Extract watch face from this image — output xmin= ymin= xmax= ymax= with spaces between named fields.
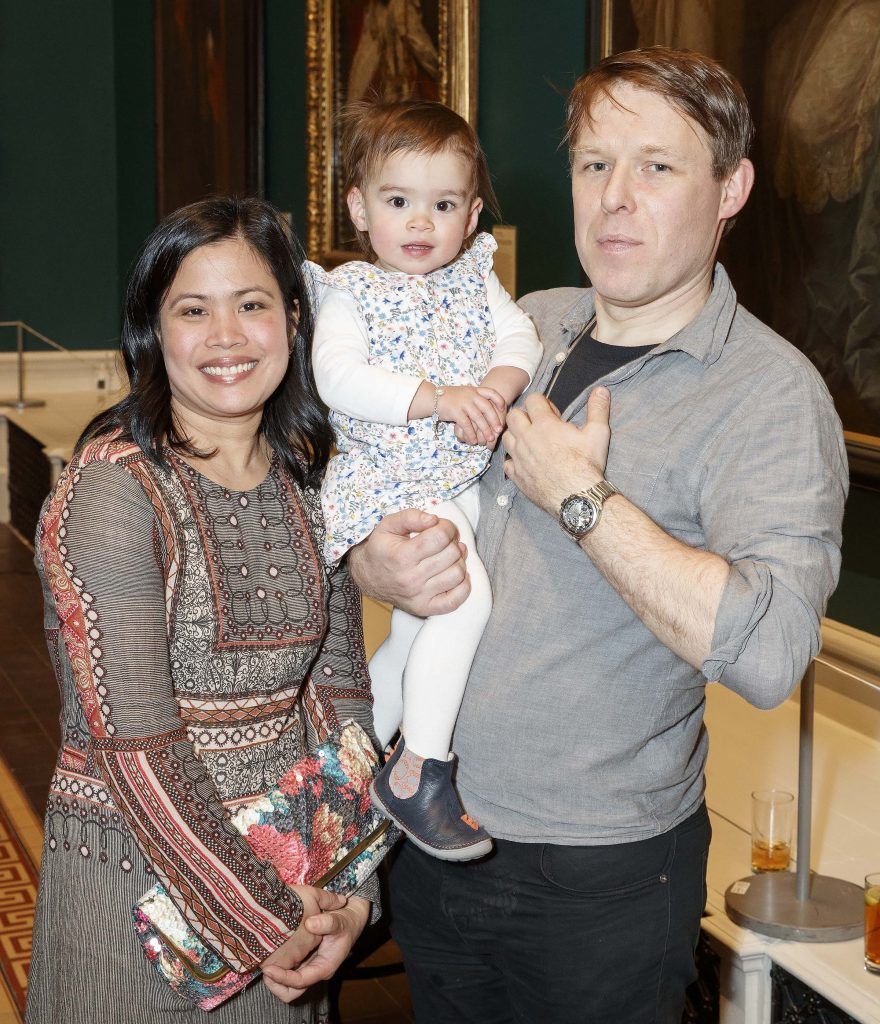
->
xmin=560 ymin=495 xmax=598 ymax=537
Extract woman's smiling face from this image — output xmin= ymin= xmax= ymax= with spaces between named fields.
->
xmin=158 ymin=238 xmax=293 ymax=431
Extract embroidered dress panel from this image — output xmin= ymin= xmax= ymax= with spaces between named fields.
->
xmin=26 ymin=436 xmax=375 ymax=1023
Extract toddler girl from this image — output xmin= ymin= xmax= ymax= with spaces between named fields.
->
xmin=309 ymin=99 xmax=542 ymax=860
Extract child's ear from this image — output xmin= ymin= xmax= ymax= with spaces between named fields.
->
xmin=465 ymin=196 xmax=483 ymax=237
xmin=347 ymin=188 xmax=368 ymax=231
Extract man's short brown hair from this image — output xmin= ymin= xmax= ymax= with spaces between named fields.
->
xmin=338 ymin=99 xmax=499 ymax=252
xmin=565 ymin=46 xmax=754 ymax=180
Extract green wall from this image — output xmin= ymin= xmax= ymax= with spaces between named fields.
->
xmin=0 ymin=0 xmax=876 ymax=635
xmin=0 ymin=1 xmax=123 ymax=348
xmin=0 ymin=0 xmax=302 ymax=347
xmin=826 ymin=484 xmax=880 ymax=635
xmin=0 ymin=1 xmax=154 ymax=348
xmin=265 ymin=0 xmax=308 ymax=244
xmin=478 ymin=0 xmax=585 ymax=296
xmin=0 ymin=0 xmax=582 ymax=343
xmin=113 ymin=1 xmax=157 ymax=307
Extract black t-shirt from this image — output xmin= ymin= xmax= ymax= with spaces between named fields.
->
xmin=548 ymin=332 xmax=656 ymax=413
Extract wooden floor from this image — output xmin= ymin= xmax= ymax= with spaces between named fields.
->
xmin=0 ymin=522 xmax=413 ymax=1023
xmin=0 ymin=526 xmax=59 ymax=816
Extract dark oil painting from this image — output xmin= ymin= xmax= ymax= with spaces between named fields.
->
xmin=596 ymin=0 xmax=880 ymax=440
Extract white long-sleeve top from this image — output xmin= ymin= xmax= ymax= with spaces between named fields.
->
xmin=313 ymin=269 xmax=541 ymax=425
xmin=307 ymin=233 xmax=543 ymax=561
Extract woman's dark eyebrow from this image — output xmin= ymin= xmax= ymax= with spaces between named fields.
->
xmin=167 ymin=286 xmax=274 ymax=305
xmin=232 ymin=286 xmax=274 ymax=298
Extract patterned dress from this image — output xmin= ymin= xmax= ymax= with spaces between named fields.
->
xmin=313 ymin=233 xmax=500 ymax=561
xmin=26 ymin=435 xmax=375 ymax=1024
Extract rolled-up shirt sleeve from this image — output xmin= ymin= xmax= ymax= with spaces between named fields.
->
xmin=699 ymin=363 xmax=847 ymax=708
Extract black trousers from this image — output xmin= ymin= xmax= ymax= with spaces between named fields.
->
xmin=389 ymin=803 xmax=711 ymax=1024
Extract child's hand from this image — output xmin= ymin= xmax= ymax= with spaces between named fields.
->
xmin=437 ymin=385 xmax=507 ymax=447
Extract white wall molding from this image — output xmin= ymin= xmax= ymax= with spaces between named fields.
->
xmin=0 ymin=349 xmax=125 ymax=398
xmin=814 ymin=619 xmax=880 ymax=732
xmin=821 ymin=618 xmax=880 ymax=685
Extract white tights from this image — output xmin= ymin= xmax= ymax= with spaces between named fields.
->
xmin=368 ymin=487 xmax=492 ymax=760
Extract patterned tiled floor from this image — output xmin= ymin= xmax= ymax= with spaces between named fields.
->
xmin=0 ymin=755 xmax=40 ymax=1023
xmin=0 ymin=522 xmax=412 ymax=1023
xmin=0 ymin=800 xmax=34 ymax=1016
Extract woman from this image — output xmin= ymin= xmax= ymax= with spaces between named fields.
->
xmin=27 ymin=197 xmax=377 ymax=1022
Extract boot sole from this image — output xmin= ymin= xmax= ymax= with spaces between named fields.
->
xmin=369 ymin=781 xmax=494 ymax=862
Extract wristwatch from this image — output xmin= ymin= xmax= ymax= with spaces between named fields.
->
xmin=558 ymin=480 xmax=619 ymax=540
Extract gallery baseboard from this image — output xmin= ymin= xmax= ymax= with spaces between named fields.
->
xmin=0 ymin=348 xmax=124 ymax=399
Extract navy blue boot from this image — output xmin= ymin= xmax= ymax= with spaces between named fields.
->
xmin=370 ymin=739 xmax=493 ymax=861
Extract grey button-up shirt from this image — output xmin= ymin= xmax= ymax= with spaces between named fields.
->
xmin=453 ymin=264 xmax=847 ymax=844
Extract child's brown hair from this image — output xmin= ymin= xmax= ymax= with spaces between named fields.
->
xmin=338 ymin=99 xmax=499 ymax=253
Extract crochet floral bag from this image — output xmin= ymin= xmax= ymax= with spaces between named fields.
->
xmin=132 ymin=720 xmax=398 ymax=1010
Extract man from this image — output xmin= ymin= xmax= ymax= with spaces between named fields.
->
xmin=349 ymin=48 xmax=847 ymax=1023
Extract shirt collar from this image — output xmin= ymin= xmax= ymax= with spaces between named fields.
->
xmin=558 ymin=262 xmax=738 ymax=366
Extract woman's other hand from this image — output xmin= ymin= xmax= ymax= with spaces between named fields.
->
xmin=262 ymin=896 xmax=371 ymax=1002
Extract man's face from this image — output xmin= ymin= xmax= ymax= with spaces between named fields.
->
xmin=571 ymin=83 xmax=736 ymax=312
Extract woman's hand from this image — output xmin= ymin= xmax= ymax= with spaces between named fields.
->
xmin=260 ymin=885 xmax=347 ymax=1003
xmin=437 ymin=385 xmax=506 ymax=447
xmin=262 ymin=896 xmax=371 ymax=1002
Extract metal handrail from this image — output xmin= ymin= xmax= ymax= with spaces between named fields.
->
xmin=0 ymin=320 xmax=68 ymax=409
xmin=0 ymin=320 xmax=67 ymax=353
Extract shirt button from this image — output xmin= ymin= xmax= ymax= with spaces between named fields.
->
xmin=496 ymin=494 xmax=509 ymax=507
xmin=555 ymin=351 xmax=566 ymax=363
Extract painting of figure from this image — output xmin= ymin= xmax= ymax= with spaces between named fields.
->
xmin=307 ymin=0 xmax=476 ymax=265
xmin=344 ymin=0 xmax=440 ymax=104
xmin=762 ymin=0 xmax=880 ymax=438
xmin=596 ymin=0 xmax=880 ymax=438
xmin=332 ymin=0 xmax=441 ymax=247
xmin=629 ymin=0 xmax=717 ymax=52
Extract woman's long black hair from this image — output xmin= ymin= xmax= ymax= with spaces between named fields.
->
xmin=77 ymin=196 xmax=333 ymax=488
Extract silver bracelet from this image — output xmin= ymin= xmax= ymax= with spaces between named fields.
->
xmin=432 ymin=384 xmax=445 ymax=437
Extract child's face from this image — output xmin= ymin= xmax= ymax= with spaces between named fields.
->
xmin=347 ymin=148 xmax=483 ymax=274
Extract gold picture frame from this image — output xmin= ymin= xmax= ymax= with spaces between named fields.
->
xmin=305 ymin=0 xmax=478 ymax=268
